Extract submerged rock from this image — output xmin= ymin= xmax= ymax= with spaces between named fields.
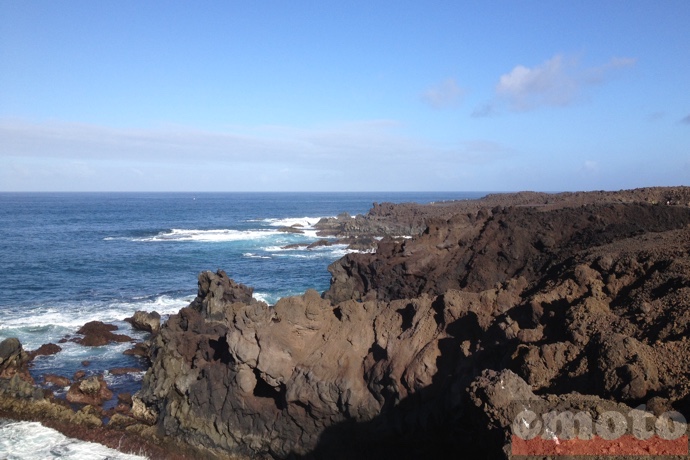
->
xmin=29 ymin=343 xmax=62 ymax=359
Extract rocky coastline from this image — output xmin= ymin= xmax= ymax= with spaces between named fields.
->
xmin=2 ymin=186 xmax=690 ymax=459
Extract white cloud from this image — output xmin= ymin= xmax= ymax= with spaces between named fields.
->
xmin=476 ymin=54 xmax=636 ymax=115
xmin=582 ymin=57 xmax=637 ymax=84
xmin=422 ymin=78 xmax=465 ymax=109
xmin=496 ymin=55 xmax=578 ymax=110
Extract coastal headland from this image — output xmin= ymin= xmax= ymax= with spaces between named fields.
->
xmin=2 ymin=186 xmax=690 ymax=459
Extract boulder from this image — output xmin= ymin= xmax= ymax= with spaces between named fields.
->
xmin=29 ymin=343 xmax=62 ymax=359
xmin=0 ymin=338 xmax=33 ymax=383
xmin=74 ymin=321 xmax=133 ymax=347
xmin=66 ymin=375 xmax=113 ymax=406
xmin=44 ymin=374 xmax=71 ymax=387
xmin=125 ymin=310 xmax=161 ymax=334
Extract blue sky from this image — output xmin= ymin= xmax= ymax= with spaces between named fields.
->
xmin=1 ymin=1 xmax=688 ymax=192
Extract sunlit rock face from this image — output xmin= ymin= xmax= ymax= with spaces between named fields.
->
xmin=137 ymin=188 xmax=690 ymax=459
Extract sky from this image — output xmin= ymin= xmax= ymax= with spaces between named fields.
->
xmin=1 ymin=1 xmax=689 ymax=192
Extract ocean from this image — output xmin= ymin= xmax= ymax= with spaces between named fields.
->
xmin=0 ymin=191 xmax=483 ymax=459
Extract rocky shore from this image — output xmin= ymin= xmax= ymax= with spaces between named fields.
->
xmin=2 ymin=186 xmax=690 ymax=459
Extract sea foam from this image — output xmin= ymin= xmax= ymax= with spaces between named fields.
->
xmin=0 ymin=420 xmax=147 ymax=459
xmin=109 ymin=228 xmax=284 ymax=243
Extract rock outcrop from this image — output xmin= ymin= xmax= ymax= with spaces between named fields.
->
xmin=126 ymin=310 xmax=162 ymax=334
xmin=66 ymin=374 xmax=114 ymax=406
xmin=134 ymin=187 xmax=690 ymax=459
xmin=324 ymin=202 xmax=690 ymax=304
xmin=73 ymin=321 xmax=133 ymax=347
xmin=0 ymin=338 xmax=33 ymax=383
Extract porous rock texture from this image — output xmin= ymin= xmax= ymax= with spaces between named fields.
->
xmin=133 ymin=187 xmax=690 ymax=459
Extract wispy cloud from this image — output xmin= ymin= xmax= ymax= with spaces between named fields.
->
xmin=422 ymin=78 xmax=465 ymax=109
xmin=474 ymin=54 xmax=636 ymax=115
xmin=0 ymin=118 xmax=510 ymax=191
xmin=580 ymin=160 xmax=600 ymax=174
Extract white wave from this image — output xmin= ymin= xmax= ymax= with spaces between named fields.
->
xmin=263 ymin=216 xmax=328 ymax=229
xmin=0 ymin=420 xmax=147 ymax=459
xmin=300 ymin=229 xmax=320 ymax=238
xmin=262 ymin=245 xmax=298 ymax=252
xmin=111 ymin=228 xmax=282 ymax=243
xmin=253 ymin=292 xmax=271 ymax=304
xmin=243 ymin=253 xmax=272 ymax=259
xmin=0 ymin=294 xmax=193 ymax=350
xmin=0 ymin=295 xmax=190 ymax=330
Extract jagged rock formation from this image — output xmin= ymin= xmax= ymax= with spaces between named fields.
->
xmin=0 ymin=337 xmax=204 ymax=460
xmin=133 ymin=188 xmax=690 ymax=458
xmin=66 ymin=374 xmax=113 ymax=406
xmin=0 ymin=338 xmax=33 ymax=383
xmin=324 ymin=200 xmax=690 ymax=304
xmin=126 ymin=310 xmax=162 ymax=334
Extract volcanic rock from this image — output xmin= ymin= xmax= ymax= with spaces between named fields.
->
xmin=129 ymin=187 xmax=690 ymax=459
xmin=44 ymin=374 xmax=71 ymax=388
xmin=306 ymin=239 xmax=333 ymax=249
xmin=109 ymin=367 xmax=144 ymax=376
xmin=66 ymin=374 xmax=113 ymax=407
xmin=125 ymin=310 xmax=161 ymax=334
xmin=277 ymin=226 xmax=304 ymax=234
xmin=29 ymin=343 xmax=62 ymax=359
xmin=0 ymin=338 xmax=33 ymax=383
xmin=74 ymin=321 xmax=133 ymax=347
xmin=123 ymin=342 xmax=150 ymax=359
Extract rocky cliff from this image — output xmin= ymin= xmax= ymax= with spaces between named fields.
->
xmin=130 ymin=187 xmax=690 ymax=459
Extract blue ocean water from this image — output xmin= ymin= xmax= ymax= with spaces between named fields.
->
xmin=0 ymin=191 xmax=482 ymax=458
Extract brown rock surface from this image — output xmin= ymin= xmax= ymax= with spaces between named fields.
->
xmin=44 ymin=374 xmax=71 ymax=388
xmin=73 ymin=321 xmax=133 ymax=347
xmin=125 ymin=310 xmax=162 ymax=334
xmin=0 ymin=338 xmax=33 ymax=383
xmin=66 ymin=374 xmax=113 ymax=407
xmin=29 ymin=343 xmax=62 ymax=359
xmin=133 ymin=187 xmax=690 ymax=459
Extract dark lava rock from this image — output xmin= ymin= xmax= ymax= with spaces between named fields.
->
xmin=277 ymin=226 xmax=304 ymax=234
xmin=0 ymin=337 xmax=33 ymax=383
xmin=66 ymin=374 xmax=113 ymax=407
xmin=188 ymin=269 xmax=256 ymax=320
xmin=306 ymin=239 xmax=333 ymax=249
xmin=125 ymin=310 xmax=161 ymax=334
xmin=44 ymin=374 xmax=71 ymax=388
xmin=130 ymin=187 xmax=690 ymax=459
xmin=109 ymin=367 xmax=143 ymax=376
xmin=123 ymin=342 xmax=150 ymax=358
xmin=29 ymin=343 xmax=62 ymax=359
xmin=74 ymin=321 xmax=133 ymax=347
